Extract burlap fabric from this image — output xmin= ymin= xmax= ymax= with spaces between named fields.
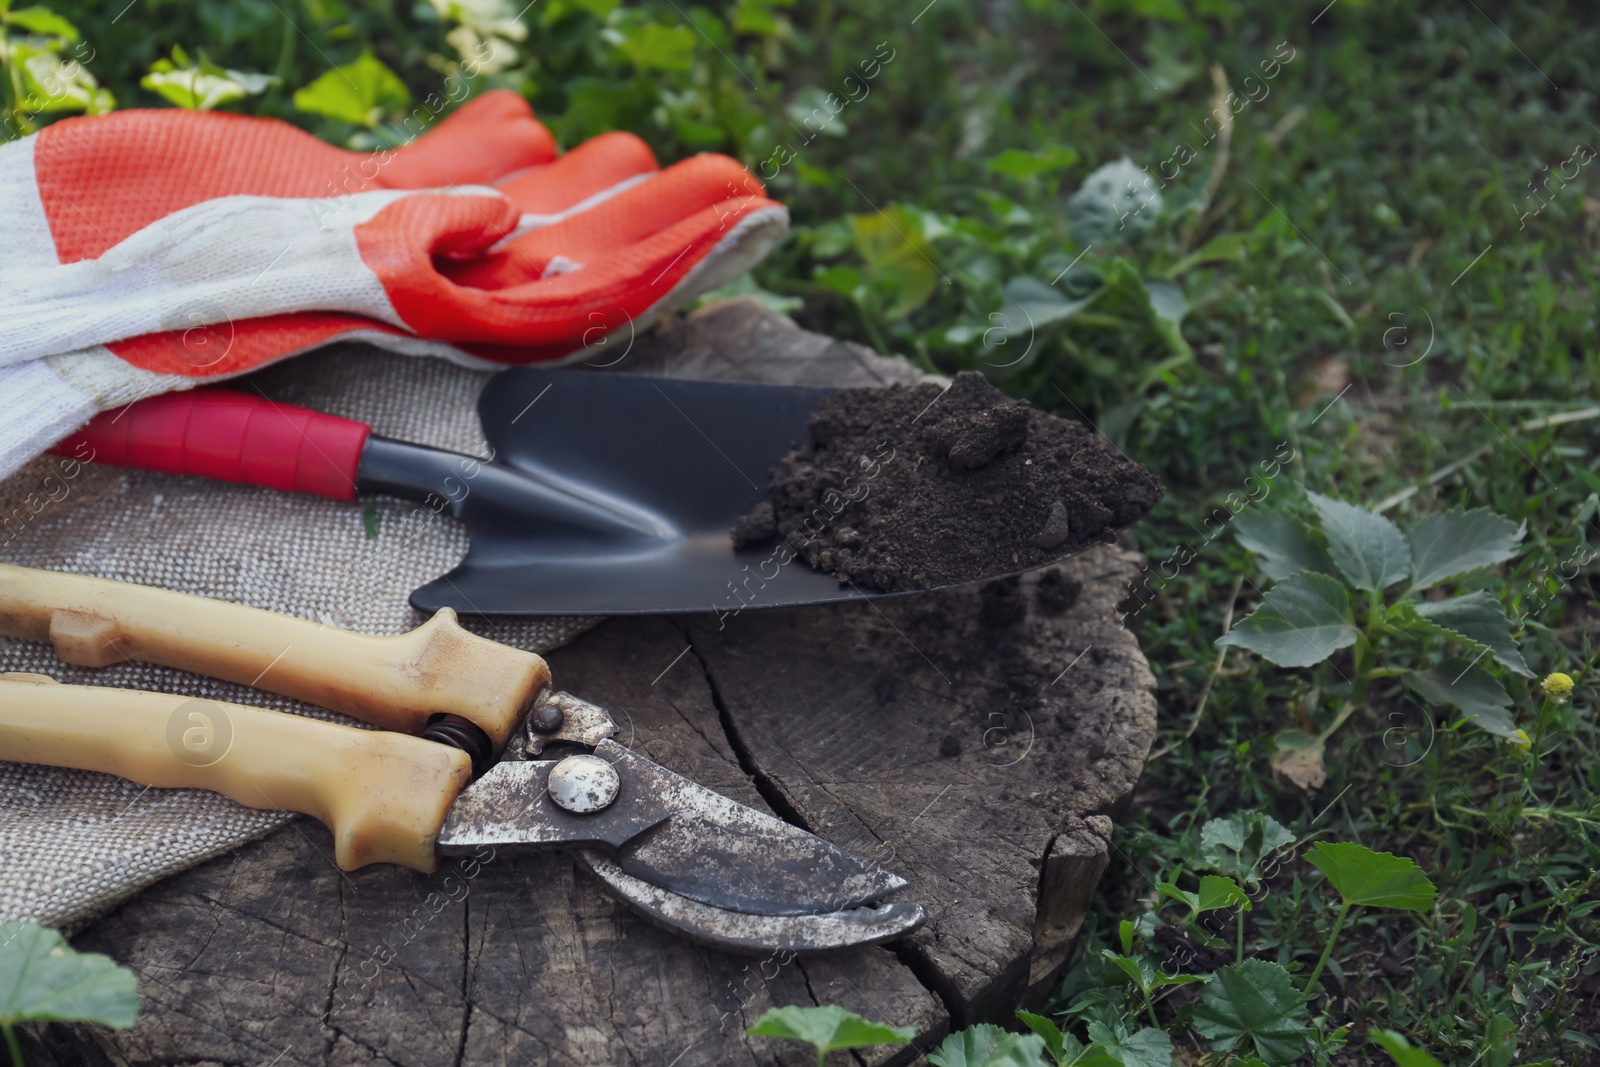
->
xmin=0 ymin=348 xmax=599 ymax=931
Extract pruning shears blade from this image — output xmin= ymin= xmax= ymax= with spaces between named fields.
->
xmin=579 ymin=851 xmax=927 ymax=954
xmin=437 ymin=739 xmax=907 ymax=921
xmin=603 ymin=740 xmax=906 ymax=916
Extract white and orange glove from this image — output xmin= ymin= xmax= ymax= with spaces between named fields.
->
xmin=0 ymin=90 xmax=786 ymax=478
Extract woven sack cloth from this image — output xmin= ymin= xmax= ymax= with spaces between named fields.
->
xmin=0 ymin=348 xmax=599 ymax=931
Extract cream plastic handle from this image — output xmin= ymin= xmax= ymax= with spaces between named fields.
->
xmin=0 ymin=564 xmax=550 ymax=748
xmin=0 ymin=673 xmax=471 ymax=871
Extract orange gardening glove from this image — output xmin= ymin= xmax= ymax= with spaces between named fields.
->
xmin=0 ymin=89 xmax=785 ymax=478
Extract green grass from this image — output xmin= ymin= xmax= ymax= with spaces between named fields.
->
xmin=7 ymin=0 xmax=1599 ymax=1062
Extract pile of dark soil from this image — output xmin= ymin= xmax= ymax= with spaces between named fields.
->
xmin=731 ymin=371 xmax=1164 ymax=591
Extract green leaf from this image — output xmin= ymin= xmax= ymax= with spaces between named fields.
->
xmin=1155 ymin=972 xmax=1211 ymax=989
xmin=1409 ymin=509 xmax=1525 ymax=590
xmin=986 ymin=146 xmax=1079 ymax=180
xmin=732 ymin=0 xmax=787 ymax=35
xmin=1371 ymin=1029 xmax=1446 ymax=1067
xmin=1200 ymin=810 xmax=1294 ymax=883
xmin=813 ymin=264 xmax=865 ymax=301
xmin=6 ymin=4 xmax=77 ymax=37
xmin=1156 ymin=881 xmax=1198 ymax=913
xmin=1067 ymin=158 xmax=1161 ymax=244
xmin=1191 ymin=959 xmax=1308 ymax=1063
xmin=13 ymin=44 xmax=114 ymax=113
xmin=1109 ymin=261 xmax=1192 ymax=365
xmin=1232 ymin=511 xmax=1339 ymax=581
xmin=1307 ymin=491 xmax=1410 ymax=591
xmin=1169 ymin=232 xmax=1253 ymax=276
xmin=1141 ymin=32 xmax=1197 ymax=95
xmin=1305 ymin=842 xmax=1437 ymax=911
xmin=694 ymin=272 xmax=803 ymax=314
xmin=567 ymin=0 xmax=621 ymax=16
xmin=1016 ymin=1012 xmax=1065 ymax=1063
xmin=142 ymin=49 xmax=277 ymax=110
xmin=1085 ymin=1023 xmax=1173 ymax=1067
xmin=1404 ymin=661 xmax=1520 ymax=740
xmin=611 ymin=21 xmax=696 ymax=71
xmin=785 ymin=86 xmax=848 ymax=138
xmin=1197 ymin=875 xmax=1251 ymax=913
xmin=1158 ymin=875 xmax=1247 ymax=931
xmin=994 ymin=276 xmax=1097 ymax=338
xmin=850 ymin=208 xmax=939 ymax=320
xmin=794 ymin=160 xmax=834 ymax=188
xmin=747 ymin=1005 xmax=914 ymax=1054
xmin=1406 ymin=592 xmax=1533 ymax=677
xmin=1216 ymin=572 xmax=1357 ymax=668
xmin=973 ymin=190 xmax=1031 ymax=227
xmin=928 ymin=1023 xmax=1048 ymax=1067
xmin=1016 ymin=1013 xmax=1121 ymax=1067
xmin=807 ymin=218 xmax=853 ymax=259
xmin=731 ymin=4 xmax=777 ymax=35
xmin=1484 ymin=1012 xmax=1519 ymax=1067
xmin=1101 ymin=949 xmax=1155 ymax=992
xmin=1067 ymin=1041 xmax=1124 ymax=1067
xmin=0 ymin=921 xmax=139 ymax=1028
xmin=1132 ymin=0 xmax=1186 ymax=19
xmin=292 ymin=52 xmax=410 ymax=128
xmin=1142 ymin=279 xmax=1186 ymax=324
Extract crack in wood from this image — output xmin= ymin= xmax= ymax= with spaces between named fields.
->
xmin=684 ymin=639 xmax=818 ymax=835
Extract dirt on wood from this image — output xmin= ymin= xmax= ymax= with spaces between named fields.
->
xmin=732 ymin=371 xmax=1164 ymax=592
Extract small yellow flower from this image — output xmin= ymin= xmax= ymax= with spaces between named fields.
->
xmin=1510 ymin=729 xmax=1532 ymax=749
xmin=1541 ymin=672 xmax=1575 ymax=703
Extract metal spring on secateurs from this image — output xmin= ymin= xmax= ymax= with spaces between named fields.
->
xmin=419 ymin=714 xmax=495 ymax=779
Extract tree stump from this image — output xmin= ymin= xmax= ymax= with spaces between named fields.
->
xmin=31 ymin=301 xmax=1157 ymax=1067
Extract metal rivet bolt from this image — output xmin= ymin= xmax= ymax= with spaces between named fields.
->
xmin=547 ymin=755 xmax=619 ymax=814
xmin=530 ymin=702 xmax=566 ymax=734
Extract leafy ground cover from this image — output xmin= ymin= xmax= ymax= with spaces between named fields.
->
xmin=4 ymin=0 xmax=1597 ymax=1062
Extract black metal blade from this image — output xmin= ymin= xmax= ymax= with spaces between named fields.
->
xmin=398 ymin=368 xmax=899 ymax=616
xmin=580 ymin=851 xmax=925 ymax=955
xmin=435 ymin=741 xmax=905 ymax=918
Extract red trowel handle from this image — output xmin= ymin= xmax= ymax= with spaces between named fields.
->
xmin=52 ymin=389 xmax=372 ymax=501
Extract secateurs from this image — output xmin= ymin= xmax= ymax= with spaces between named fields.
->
xmin=0 ymin=564 xmax=923 ymax=953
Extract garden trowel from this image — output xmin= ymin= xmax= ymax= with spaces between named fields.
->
xmin=60 ymin=369 xmax=923 ymax=616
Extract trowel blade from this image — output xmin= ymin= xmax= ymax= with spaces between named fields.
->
xmin=414 ymin=368 xmax=895 ymax=616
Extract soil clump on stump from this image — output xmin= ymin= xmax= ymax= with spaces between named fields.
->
xmin=733 ymin=370 xmax=1164 ymax=591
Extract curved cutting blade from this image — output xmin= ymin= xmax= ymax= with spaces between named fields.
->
xmin=579 ymin=851 xmax=925 ymax=954
xmin=597 ymin=740 xmax=905 ymax=916
xmin=436 ymin=740 xmax=908 ymax=918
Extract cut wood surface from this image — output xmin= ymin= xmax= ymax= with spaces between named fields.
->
xmin=31 ymin=300 xmax=1157 ymax=1067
